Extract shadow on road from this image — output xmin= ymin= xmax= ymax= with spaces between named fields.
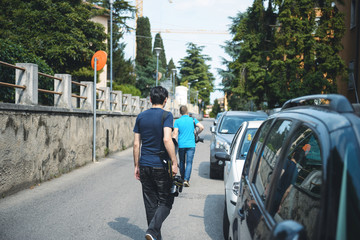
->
xmin=204 ymin=194 xmax=225 ymax=240
xmin=198 ymin=161 xmax=223 ymax=181
xmin=108 ymin=217 xmax=145 ymax=240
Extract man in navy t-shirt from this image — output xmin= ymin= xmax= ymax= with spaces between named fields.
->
xmin=133 ymin=86 xmax=178 ymax=240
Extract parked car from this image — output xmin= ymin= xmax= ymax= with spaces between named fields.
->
xmin=209 ymin=111 xmax=268 ymax=179
xmin=228 ymin=94 xmax=360 ymax=240
xmin=215 ymin=120 xmax=264 ymax=240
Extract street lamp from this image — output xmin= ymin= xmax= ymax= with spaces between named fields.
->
xmin=154 ymin=47 xmax=162 ymax=86
xmin=109 ymin=0 xmax=113 ymax=110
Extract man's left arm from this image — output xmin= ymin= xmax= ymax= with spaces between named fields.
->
xmin=196 ymin=120 xmax=204 ymax=134
xmin=172 ymin=128 xmax=179 ymax=140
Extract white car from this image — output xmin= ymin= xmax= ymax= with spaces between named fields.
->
xmin=215 ymin=120 xmax=264 ymax=240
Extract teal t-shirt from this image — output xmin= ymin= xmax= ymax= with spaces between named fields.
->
xmin=174 ymin=115 xmax=199 ymax=148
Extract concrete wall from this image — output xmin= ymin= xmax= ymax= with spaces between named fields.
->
xmin=0 ymin=61 xmax=201 ymax=197
xmin=0 ymin=104 xmax=135 ymax=197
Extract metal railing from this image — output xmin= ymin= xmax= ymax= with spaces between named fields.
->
xmin=0 ymin=60 xmax=193 ymax=116
xmin=0 ymin=61 xmax=26 ymax=90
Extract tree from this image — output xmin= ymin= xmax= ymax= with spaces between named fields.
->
xmin=218 ymin=12 xmax=247 ymax=110
xmin=87 ymin=0 xmax=136 ymax=86
xmin=0 ymin=40 xmax=54 ymax=105
xmin=221 ymin=0 xmax=346 ymax=109
xmin=135 ymin=57 xmax=165 ymax=97
xmin=153 ymin=33 xmax=167 ymax=76
xmin=0 ymin=0 xmax=107 ymax=80
xmin=113 ymin=42 xmax=136 ymax=85
xmin=135 ymin=17 xmax=152 ymax=67
xmin=211 ymin=99 xmax=221 ymax=117
xmin=167 ymin=58 xmax=177 ymax=82
xmin=179 ymin=43 xmax=215 ymax=106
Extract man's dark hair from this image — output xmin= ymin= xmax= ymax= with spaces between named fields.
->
xmin=150 ymin=86 xmax=168 ymax=105
xmin=180 ymin=105 xmax=188 ymax=115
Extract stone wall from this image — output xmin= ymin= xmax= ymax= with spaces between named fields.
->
xmin=0 ymin=103 xmax=136 ymax=197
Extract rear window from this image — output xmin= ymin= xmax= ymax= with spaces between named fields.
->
xmin=219 ymin=115 xmax=265 ymax=134
xmin=237 ymin=128 xmax=257 ymax=159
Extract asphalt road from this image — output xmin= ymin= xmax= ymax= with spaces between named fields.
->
xmin=0 ymin=118 xmax=225 ymax=240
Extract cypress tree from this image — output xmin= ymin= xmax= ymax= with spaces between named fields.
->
xmin=136 ymin=17 xmax=152 ymax=67
xmin=179 ymin=42 xmax=214 ymax=105
xmin=153 ymin=33 xmax=167 ymax=75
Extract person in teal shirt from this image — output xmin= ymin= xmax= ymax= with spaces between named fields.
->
xmin=173 ymin=105 xmax=204 ymax=187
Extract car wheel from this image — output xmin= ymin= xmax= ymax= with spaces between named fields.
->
xmin=209 ymin=166 xmax=217 ymax=179
xmin=233 ymin=219 xmax=238 ymax=240
xmin=223 ymin=202 xmax=230 ymax=240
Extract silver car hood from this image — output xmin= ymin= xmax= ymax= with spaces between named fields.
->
xmin=216 ymin=133 xmax=235 ymax=144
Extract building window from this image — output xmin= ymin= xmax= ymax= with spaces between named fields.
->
xmin=351 ymin=0 xmax=356 ymax=29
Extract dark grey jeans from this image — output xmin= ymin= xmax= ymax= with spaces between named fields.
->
xmin=140 ymin=166 xmax=174 ymax=240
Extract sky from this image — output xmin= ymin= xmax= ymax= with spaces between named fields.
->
xmin=122 ymin=0 xmax=254 ymax=103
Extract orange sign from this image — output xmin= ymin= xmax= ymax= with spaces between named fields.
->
xmin=91 ymin=50 xmax=107 ymax=71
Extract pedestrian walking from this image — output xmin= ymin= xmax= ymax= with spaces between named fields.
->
xmin=173 ymin=105 xmax=204 ymax=187
xmin=133 ymin=86 xmax=178 ymax=240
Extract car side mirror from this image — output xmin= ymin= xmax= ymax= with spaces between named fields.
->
xmin=215 ymin=152 xmax=230 ymax=161
xmin=270 ymin=220 xmax=306 ymax=240
xmin=210 ymin=126 xmax=216 ymax=133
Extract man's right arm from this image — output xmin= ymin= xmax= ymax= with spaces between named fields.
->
xmin=164 ymin=127 xmax=178 ymax=176
xmin=133 ymin=133 xmax=141 ymax=180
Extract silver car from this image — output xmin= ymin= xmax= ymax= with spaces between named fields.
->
xmin=209 ymin=111 xmax=267 ymax=179
xmin=216 ymin=120 xmax=264 ymax=240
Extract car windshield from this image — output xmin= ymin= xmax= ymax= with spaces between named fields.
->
xmin=218 ymin=116 xmax=249 ymax=134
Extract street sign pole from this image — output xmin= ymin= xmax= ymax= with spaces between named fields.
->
xmin=93 ymin=58 xmax=97 ymax=162
xmin=91 ymin=50 xmax=107 ymax=163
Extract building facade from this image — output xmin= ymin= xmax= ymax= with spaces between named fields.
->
xmin=337 ymin=0 xmax=360 ymax=103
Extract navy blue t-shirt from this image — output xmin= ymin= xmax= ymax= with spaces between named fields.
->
xmin=133 ymin=108 xmax=173 ymax=167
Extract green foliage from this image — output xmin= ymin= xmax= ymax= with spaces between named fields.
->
xmin=0 ymin=0 xmax=135 ymax=103
xmin=135 ymin=56 xmax=165 ymax=97
xmin=211 ymin=99 xmax=221 ymax=117
xmin=113 ymin=43 xmax=136 ymax=85
xmin=0 ymin=0 xmax=107 ymax=75
xmin=179 ymin=43 xmax=214 ymax=107
xmin=113 ymin=83 xmax=141 ymax=96
xmin=0 ymin=40 xmax=54 ymax=105
xmin=220 ymin=0 xmax=346 ymax=109
xmin=167 ymin=58 xmax=177 ymax=80
xmin=136 ymin=17 xmax=152 ymax=67
xmin=153 ymin=33 xmax=167 ymax=75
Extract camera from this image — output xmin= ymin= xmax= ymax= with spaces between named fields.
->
xmin=195 ymin=132 xmax=204 ymax=143
xmin=170 ymin=175 xmax=184 ymax=197
xmin=195 ymin=135 xmax=204 ymax=143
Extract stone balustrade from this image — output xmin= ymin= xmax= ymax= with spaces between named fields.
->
xmin=9 ymin=62 xmax=200 ymax=117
